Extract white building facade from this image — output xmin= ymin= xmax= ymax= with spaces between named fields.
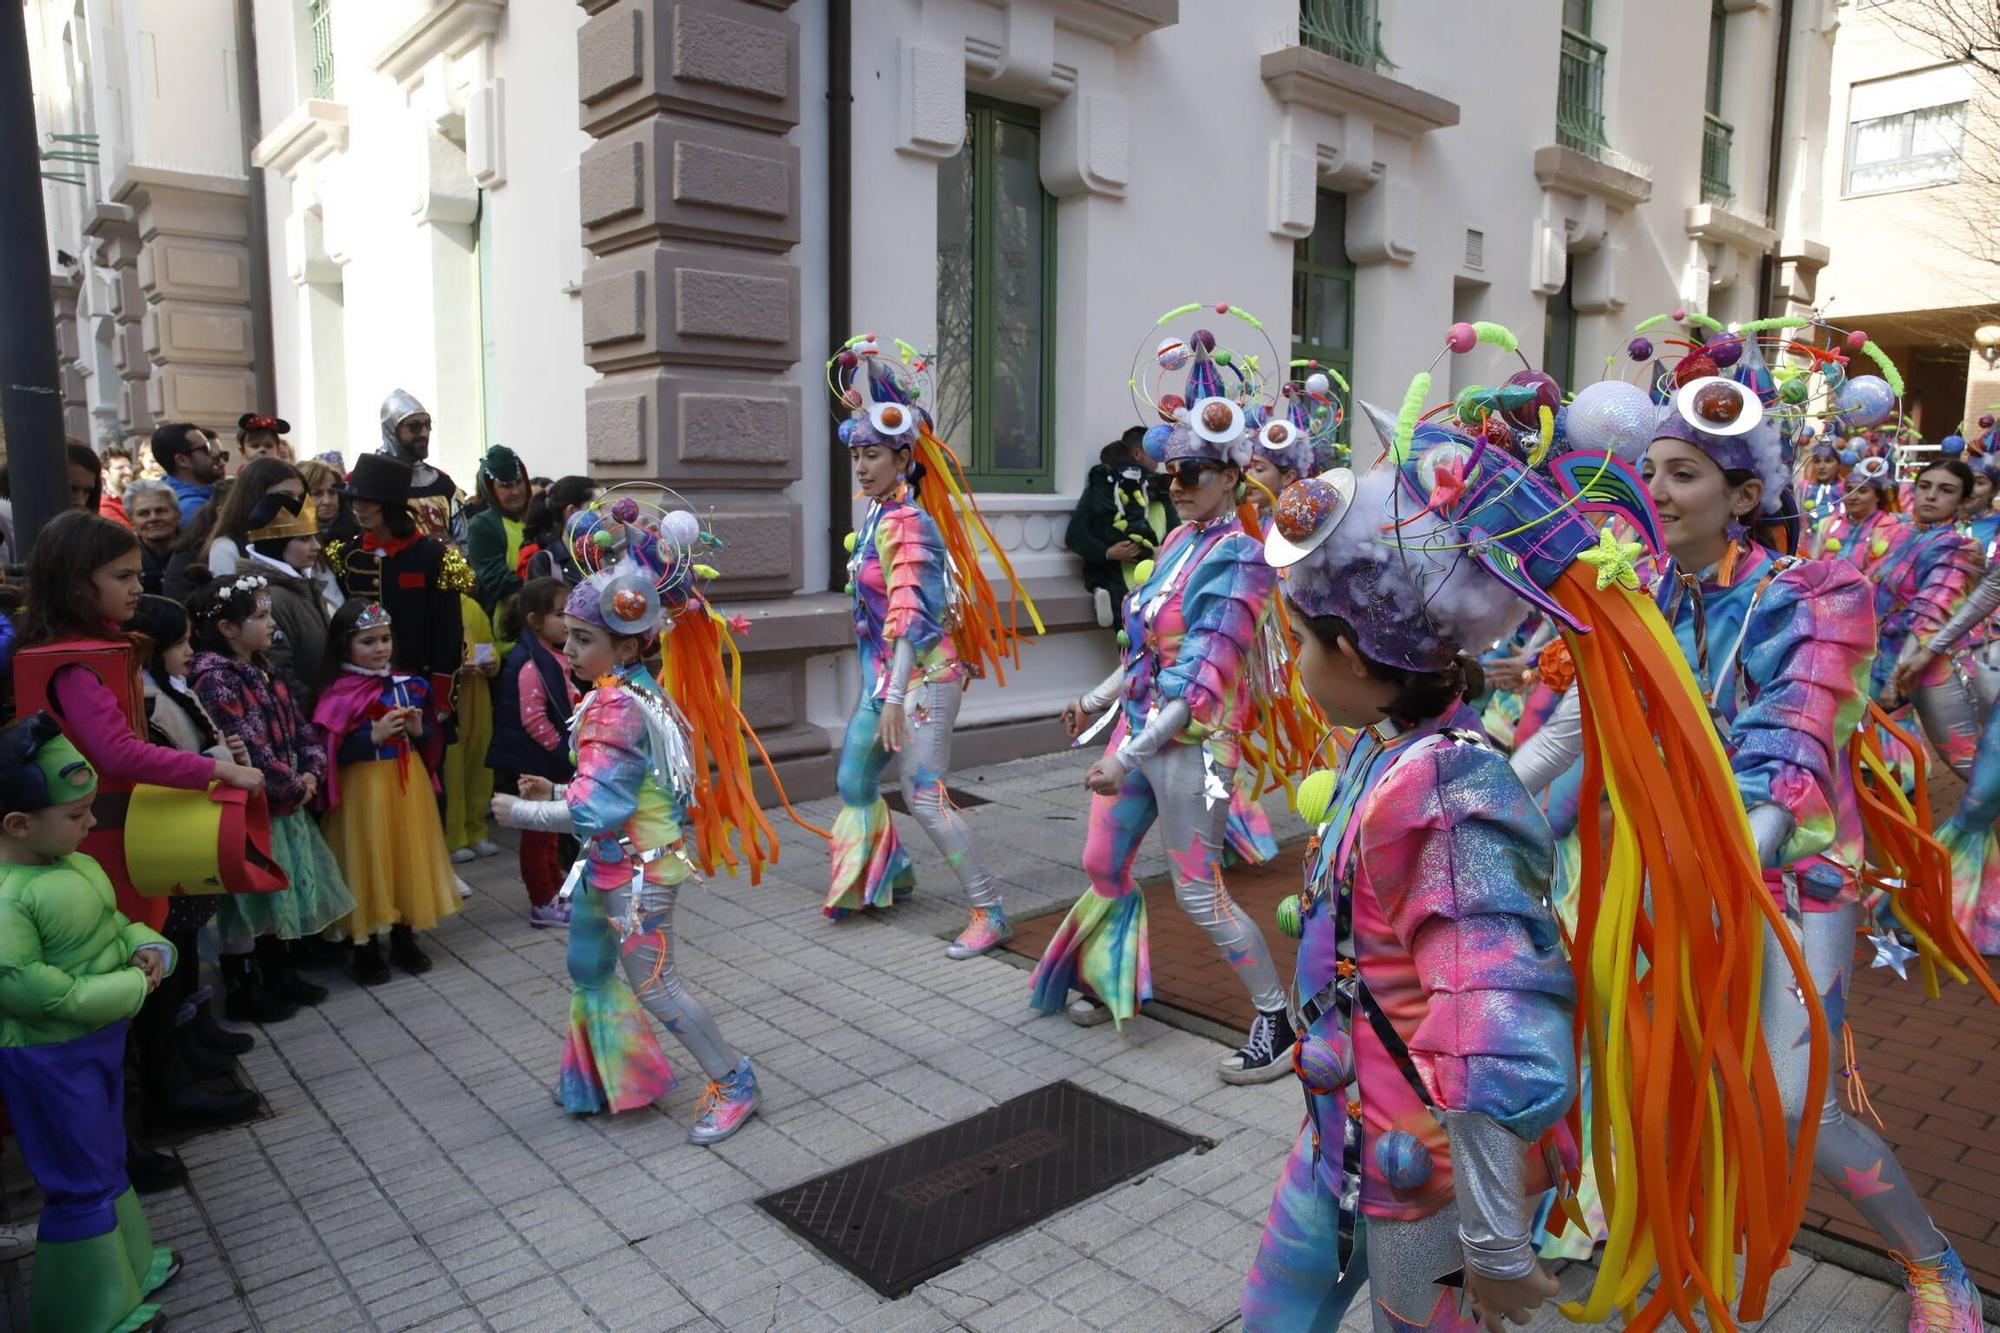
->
xmin=28 ymin=0 xmax=1836 ymax=791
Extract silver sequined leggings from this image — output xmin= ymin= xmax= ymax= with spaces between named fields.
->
xmin=607 ymin=879 xmax=742 ymax=1083
xmin=1084 ymin=742 xmax=1285 ymax=1012
xmin=836 ymin=681 xmax=1001 ymax=910
xmin=1760 ymin=903 xmax=1946 ymax=1258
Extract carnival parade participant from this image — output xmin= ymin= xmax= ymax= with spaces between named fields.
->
xmin=1810 ymin=455 xmax=1905 ymax=570
xmin=1031 ymin=311 xmax=1296 ymax=1084
xmin=187 ymin=575 xmax=356 ymax=1014
xmin=312 ymin=600 xmax=461 ymax=984
xmin=0 ymin=715 xmax=182 ymax=1333
xmin=375 ymin=390 xmax=465 ymax=538
xmin=1513 ymin=320 xmax=1992 ymax=1329
xmin=490 ymin=496 xmax=774 ymax=1142
xmin=1241 ymin=460 xmax=1574 ymax=1333
xmin=824 ymin=336 xmax=1040 ymax=958
xmin=1800 ymin=439 xmax=1845 ymax=526
xmin=466 ymin=444 xmax=532 ymax=626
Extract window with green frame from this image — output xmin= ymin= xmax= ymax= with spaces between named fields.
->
xmin=1291 ymin=188 xmax=1354 ymax=438
xmin=934 ymin=97 xmax=1057 ymax=492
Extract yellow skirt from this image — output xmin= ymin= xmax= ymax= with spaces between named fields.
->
xmin=321 ymin=758 xmax=462 ymax=938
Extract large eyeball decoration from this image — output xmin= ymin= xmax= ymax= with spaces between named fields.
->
xmin=1265 ymin=470 xmax=1356 ymax=568
xmin=1155 ymin=338 xmax=1189 ymax=371
xmin=868 ymin=400 xmax=916 ymax=438
xmin=1852 ymin=455 xmax=1890 ymax=485
xmin=1190 ymin=396 xmax=1245 ymax=444
xmin=1674 ymin=375 xmax=1763 ymax=437
xmin=612 ymin=588 xmax=647 ymax=622
xmin=1260 ymin=419 xmax=1298 ymax=453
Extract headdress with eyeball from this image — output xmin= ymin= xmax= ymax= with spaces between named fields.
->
xmin=561 ymin=485 xmax=716 ymax=639
xmin=1248 ymin=361 xmax=1347 ymax=478
xmin=828 ymin=334 xmax=933 ymax=454
xmin=1265 ymin=320 xmax=1664 ymax=671
xmin=1129 ymin=302 xmax=1279 ymax=472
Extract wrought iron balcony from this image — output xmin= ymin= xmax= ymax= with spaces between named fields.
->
xmin=1701 ymin=112 xmax=1735 ymax=204
xmin=1299 ymin=0 xmax=1394 ymax=76
xmin=1556 ymin=28 xmax=1610 ymax=158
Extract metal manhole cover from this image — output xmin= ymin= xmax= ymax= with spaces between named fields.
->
xmin=755 ymin=1080 xmax=1204 ymax=1297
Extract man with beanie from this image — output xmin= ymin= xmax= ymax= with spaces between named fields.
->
xmin=0 ymin=713 xmax=182 ymax=1333
xmin=376 ymin=390 xmax=465 ymax=539
xmin=465 ymin=444 xmax=531 ymax=622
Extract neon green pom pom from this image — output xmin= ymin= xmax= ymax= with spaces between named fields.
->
xmin=1213 ymin=348 xmax=1232 ymax=366
xmin=1295 ymin=768 xmax=1338 ymax=825
xmin=592 ymin=531 xmax=615 ymax=549
xmin=1276 ymin=895 xmax=1304 ymax=940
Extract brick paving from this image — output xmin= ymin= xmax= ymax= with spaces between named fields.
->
xmin=0 ymin=749 xmax=1984 ymax=1330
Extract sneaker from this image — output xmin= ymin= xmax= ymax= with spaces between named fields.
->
xmin=528 ymin=900 xmax=572 ymax=929
xmin=450 ymin=847 xmax=477 ymax=865
xmin=455 ymin=875 xmax=474 ymax=899
xmin=946 ymin=907 xmax=1012 ymax=959
xmin=1220 ymin=1008 xmax=1297 ymax=1085
xmin=0 ymin=1222 xmax=33 ymax=1263
xmin=1895 ymin=1243 xmax=1984 ymax=1332
xmin=473 ymin=839 xmax=502 ymax=858
xmin=1066 ymin=997 xmax=1112 ymax=1027
xmin=688 ymin=1058 xmax=760 ymax=1146
xmin=1093 ymin=587 xmax=1115 ymax=629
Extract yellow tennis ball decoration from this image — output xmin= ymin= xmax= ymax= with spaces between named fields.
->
xmin=843 ymin=531 xmax=858 ymax=554
xmin=1295 ymin=768 xmax=1338 ymax=825
xmin=1131 ymin=559 xmax=1155 ymax=588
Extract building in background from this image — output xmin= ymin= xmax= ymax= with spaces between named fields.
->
xmin=25 ymin=0 xmax=1836 ymax=791
xmin=1815 ymin=0 xmax=2000 ymax=438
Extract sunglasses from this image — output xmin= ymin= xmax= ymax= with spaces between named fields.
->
xmin=1167 ymin=459 xmax=1221 ymax=487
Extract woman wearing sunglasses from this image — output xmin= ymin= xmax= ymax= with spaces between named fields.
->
xmin=1033 ymin=325 xmax=1293 ymax=1085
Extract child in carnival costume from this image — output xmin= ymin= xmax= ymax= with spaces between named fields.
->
xmin=1032 ymin=305 xmax=1309 ymax=1085
xmin=1798 ymin=435 xmax=1846 ymax=526
xmin=1247 ymin=318 xmax=1862 ymax=1330
xmin=824 ymin=335 xmax=1043 ymax=957
xmin=1516 ymin=312 xmax=1999 ymax=1330
xmin=0 ymin=714 xmax=180 ymax=1333
xmin=491 ymin=493 xmax=782 ymax=1144
xmin=1812 ymin=452 xmax=1907 ymax=571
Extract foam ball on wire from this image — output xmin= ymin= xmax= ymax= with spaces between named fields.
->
xmin=1672 ymin=354 xmax=1719 ymax=387
xmin=1295 ymin=768 xmax=1337 ymax=825
xmin=1375 ymin=1131 xmax=1433 ymax=1190
xmin=1305 ymin=371 xmax=1331 ymax=397
xmin=1295 ymin=1033 xmax=1354 ymax=1094
xmin=1672 ymin=306 xmax=1687 ymax=321
xmin=1847 ymin=330 xmax=1869 ymax=352
xmin=1156 ymin=338 xmax=1189 ymax=372
xmin=1943 ymin=435 xmax=1967 ymax=456
xmin=1504 ymin=369 xmax=1562 ymax=430
xmin=1982 ymin=414 xmax=1995 ymax=429
xmin=1563 ymin=380 xmax=1655 ymax=463
xmin=1627 ymin=337 xmax=1653 ymax=362
xmin=1832 ymin=376 xmax=1896 ymax=430
xmin=1778 ymin=376 xmax=1809 ymax=405
xmin=1445 ymin=322 xmax=1478 ymax=354
xmin=1707 ymin=336 xmax=1743 ymax=368
xmin=660 ymin=509 xmax=700 ymax=548
xmin=1189 ymin=328 xmax=1217 ymax=353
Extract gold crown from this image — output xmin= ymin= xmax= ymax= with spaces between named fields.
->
xmin=248 ymin=500 xmax=319 ymax=544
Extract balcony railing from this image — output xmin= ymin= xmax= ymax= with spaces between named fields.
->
xmin=1299 ymin=0 xmax=1394 ymax=76
xmin=1702 ymin=112 xmax=1735 ymax=204
xmin=1556 ymin=28 xmax=1610 ymax=158
xmin=308 ymin=0 xmax=335 ymax=100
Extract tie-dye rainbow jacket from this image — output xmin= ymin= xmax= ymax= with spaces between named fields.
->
xmin=1654 ymin=545 xmax=1874 ymax=897
xmin=1295 ymin=708 xmax=1574 ymax=1219
xmin=1117 ymin=514 xmax=1274 ymax=765
xmin=1868 ymin=521 xmax=1983 ymax=699
xmin=848 ymin=495 xmax=958 ymax=701
xmin=566 ymin=666 xmax=691 ymax=892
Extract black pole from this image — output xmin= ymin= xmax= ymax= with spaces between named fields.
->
xmin=825 ymin=0 xmax=852 ymax=592
xmin=0 ymin=2 xmax=69 ymax=557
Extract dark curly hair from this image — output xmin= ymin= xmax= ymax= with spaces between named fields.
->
xmin=1288 ymin=602 xmax=1486 ymax=728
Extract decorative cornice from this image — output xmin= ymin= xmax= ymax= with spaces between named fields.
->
xmin=251 ymin=100 xmax=351 ymax=178
xmin=1260 ymin=46 xmax=1459 ymax=137
xmin=1533 ymin=143 xmax=1652 ymax=209
xmin=376 ymin=0 xmax=506 ymax=88
xmin=1049 ymin=0 xmax=1178 ymax=44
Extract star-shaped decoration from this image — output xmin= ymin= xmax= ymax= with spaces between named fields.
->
xmin=727 ymin=614 xmax=751 ymax=635
xmin=1576 ymin=527 xmax=1646 ymax=591
xmin=1867 ymin=929 xmax=1919 ymax=981
xmin=1839 ymin=1160 xmax=1895 ymax=1200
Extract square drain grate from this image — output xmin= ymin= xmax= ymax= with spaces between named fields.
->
xmin=756 ymin=1080 xmax=1204 ymax=1297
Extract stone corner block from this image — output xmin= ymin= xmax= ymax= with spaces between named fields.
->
xmin=580 ymin=116 xmax=800 ymax=257
xmin=580 ymin=245 xmax=800 ymax=373
xmin=579 ymin=0 xmax=799 ymax=138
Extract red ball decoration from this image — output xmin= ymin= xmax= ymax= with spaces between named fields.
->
xmin=1672 ymin=354 xmax=1719 ymax=387
xmin=1445 ymin=322 xmax=1478 ymax=354
xmin=1846 ymin=330 xmax=1868 ymax=352
xmin=837 ymin=350 xmax=857 ymax=368
xmin=1215 ymin=301 xmax=1229 ymax=314
xmin=1672 ymin=307 xmax=1687 ymax=321
xmin=1157 ymin=393 xmax=1186 ymax=422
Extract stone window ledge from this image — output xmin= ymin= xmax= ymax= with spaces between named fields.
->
xmin=376 ymin=0 xmax=506 ymax=88
xmin=1533 ymin=143 xmax=1652 ymax=209
xmin=1684 ymin=202 xmax=1777 ymax=255
xmin=1048 ymin=0 xmax=1179 ymax=43
xmin=1260 ymin=46 xmax=1459 ymax=137
xmin=251 ymin=99 xmax=351 ymax=178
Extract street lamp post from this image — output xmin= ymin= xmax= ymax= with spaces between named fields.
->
xmin=1977 ymin=324 xmax=2000 ymax=370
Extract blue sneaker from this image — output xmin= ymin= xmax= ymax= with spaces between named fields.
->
xmin=688 ymin=1058 xmax=759 ymax=1146
xmin=1895 ymin=1242 xmax=1983 ymax=1332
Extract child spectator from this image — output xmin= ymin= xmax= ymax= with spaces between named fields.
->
xmin=1064 ymin=429 xmax=1170 ymax=628
xmin=239 ymin=491 xmax=334 ymax=714
xmin=486 ymin=577 xmax=579 ymax=926
xmin=312 ymin=599 xmax=461 ymax=984
xmin=187 ymin=575 xmax=355 ymax=1019
xmin=0 ymin=713 xmax=182 ymax=1333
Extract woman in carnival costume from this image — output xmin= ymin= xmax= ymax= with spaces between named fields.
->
xmin=1811 ymin=453 xmax=1906 ymax=570
xmin=824 ymin=335 xmax=1042 ymax=958
xmin=1244 ymin=316 xmax=1844 ymax=1331
xmin=1516 ymin=313 xmax=1998 ymax=1330
xmin=491 ymin=492 xmax=786 ymax=1144
xmin=1223 ymin=365 xmax=1348 ymax=867
xmin=1032 ymin=306 xmax=1310 ymax=1085
xmin=1798 ymin=436 xmax=1846 ymax=526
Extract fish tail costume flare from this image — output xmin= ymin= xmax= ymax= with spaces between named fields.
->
xmin=1244 ymin=319 xmax=1842 ymax=1333
xmin=1510 ymin=312 xmax=1999 ymax=1331
xmin=0 ymin=716 xmax=179 ymax=1333
xmin=824 ymin=336 xmax=1041 ymax=945
xmin=490 ymin=493 xmax=782 ymax=1143
xmin=1032 ymin=307 xmax=1317 ymax=1046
